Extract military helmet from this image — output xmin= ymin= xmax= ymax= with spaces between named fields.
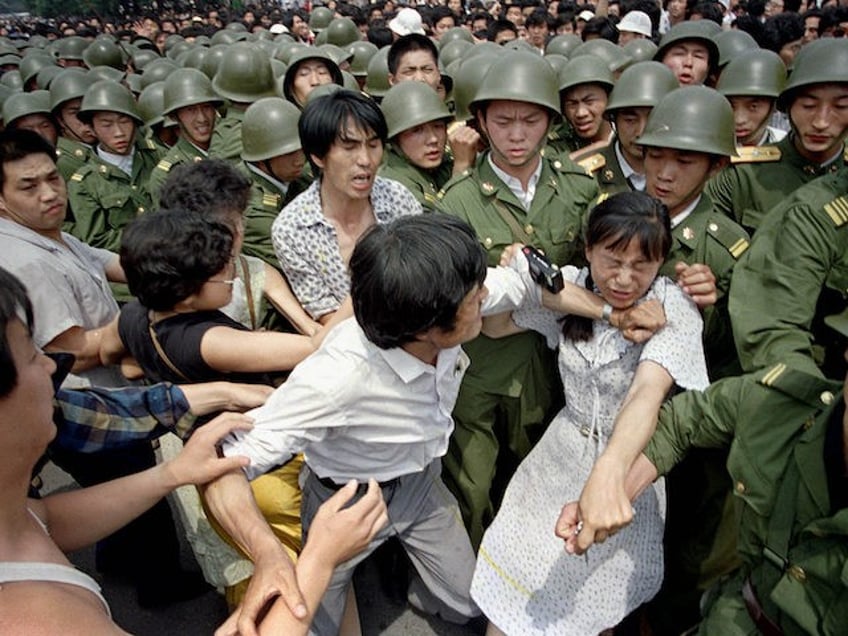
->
xmin=131 ymin=48 xmax=161 ymax=72
xmin=82 ymin=38 xmax=125 ymax=70
xmin=181 ymin=47 xmax=209 ymax=71
xmin=0 ymin=83 xmax=17 ymax=106
xmin=0 ymin=53 xmax=20 ymax=69
xmin=226 ymin=21 xmax=248 ymax=32
xmin=713 ymin=29 xmax=759 ymax=68
xmin=54 ymin=36 xmax=89 ymax=62
xmin=310 ymin=7 xmax=334 ymax=32
xmin=570 ymin=39 xmax=632 ymax=73
xmin=0 ymin=70 xmax=23 ymax=91
xmin=163 ymin=67 xmax=223 ymax=115
xmin=242 ymin=97 xmax=302 ymax=161
xmin=637 ymin=86 xmax=736 ymax=157
xmin=212 ymin=43 xmax=277 ymax=103
xmin=270 ymin=58 xmax=288 ymax=79
xmin=364 ymin=46 xmax=391 ymax=99
xmin=777 ymin=38 xmax=848 ymax=111
xmin=452 ymin=49 xmax=501 ymax=122
xmin=504 ymin=39 xmax=535 ymax=54
xmin=2 ymin=90 xmax=52 ymax=127
xmin=558 ymin=55 xmax=614 ymax=95
xmin=282 ymin=48 xmax=344 ymax=105
xmin=140 ymin=58 xmax=179 ymax=89
xmin=166 ymin=40 xmax=193 ymax=61
xmin=313 ymin=29 xmax=329 ymax=46
xmin=19 ymin=52 xmax=56 ymax=87
xmin=382 ymin=81 xmax=451 ymax=139
xmin=341 ymin=70 xmax=359 ymax=92
xmin=325 ymin=18 xmax=361 ymax=47
xmin=623 ymin=38 xmax=658 ymax=63
xmin=35 ymin=65 xmax=63 ymax=90
xmin=87 ymin=65 xmax=126 ymax=83
xmin=199 ymin=44 xmax=228 ymax=79
xmin=347 ymin=40 xmax=378 ymax=77
xmin=317 ymin=43 xmax=353 ymax=66
xmin=210 ymin=30 xmax=239 ymax=47
xmin=125 ymin=73 xmax=143 ymax=95
xmin=545 ymin=34 xmax=582 ymax=58
xmin=472 ymin=50 xmax=560 ymax=119
xmin=78 ymin=79 xmax=142 ymax=124
xmin=137 ymin=81 xmax=174 ymax=129
xmin=274 ymin=41 xmax=309 ymax=65
xmin=545 ymin=53 xmax=569 ymax=77
xmin=654 ymin=21 xmax=720 ymax=70
xmin=605 ymin=61 xmax=678 ymax=113
xmin=717 ymin=49 xmax=786 ymax=99
xmin=305 ymin=83 xmax=343 ymax=105
xmin=439 ymin=26 xmax=474 ymax=48
xmin=439 ymin=39 xmax=472 ymax=68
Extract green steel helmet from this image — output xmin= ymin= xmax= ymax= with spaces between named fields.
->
xmin=210 ymin=30 xmax=239 ymax=46
xmin=452 ymin=49 xmax=500 ymax=122
xmin=605 ymin=61 xmax=678 ymax=113
xmin=0 ymin=70 xmax=23 ymax=91
xmin=131 ymin=48 xmax=161 ymax=72
xmin=364 ymin=46 xmax=391 ymax=99
xmin=325 ymin=17 xmax=361 ymax=47
xmin=212 ymin=43 xmax=277 ymax=103
xmin=504 ymin=38 xmax=535 ymax=54
xmin=181 ymin=46 xmax=209 ymax=71
xmin=0 ymin=83 xmax=17 ymax=106
xmin=274 ymin=33 xmax=295 ymax=45
xmin=241 ymin=97 xmax=301 ymax=161
xmin=309 ymin=7 xmax=335 ymax=32
xmin=637 ymin=86 xmax=736 ymax=157
xmin=317 ymin=43 xmax=353 ymax=66
xmin=654 ymin=21 xmax=720 ymax=70
xmin=140 ymin=58 xmax=179 ymax=89
xmin=79 ymin=79 xmax=142 ymax=124
xmin=163 ymin=67 xmax=223 ymax=115
xmin=226 ymin=21 xmax=249 ymax=32
xmin=544 ymin=53 xmax=569 ymax=77
xmin=341 ymin=70 xmax=359 ymax=91
xmin=137 ymin=80 xmax=168 ymax=128
xmin=347 ymin=40 xmax=378 ymax=77
xmin=125 ymin=73 xmax=143 ymax=95
xmin=439 ymin=60 xmax=453 ymax=95
xmin=82 ymin=38 xmax=125 ymax=70
xmin=283 ymin=49 xmax=344 ymax=105
xmin=381 ymin=81 xmax=451 ymax=138
xmin=131 ymin=36 xmax=159 ymax=52
xmin=623 ymin=38 xmax=658 ymax=63
xmin=545 ymin=34 xmax=582 ymax=58
xmin=440 ymin=27 xmax=475 ymax=48
xmin=305 ymin=82 xmax=343 ymax=105
xmin=713 ymin=29 xmax=759 ymax=68
xmin=0 ymin=53 xmax=20 ymax=68
xmin=777 ymin=38 xmax=848 ymax=111
xmin=54 ymin=36 xmax=89 ymax=62
xmin=314 ymin=29 xmax=329 ymax=46
xmin=2 ymin=90 xmax=52 ymax=127
xmin=471 ymin=50 xmax=560 ymax=119
xmin=438 ymin=39 xmax=472 ymax=68
xmin=270 ymin=58 xmax=288 ymax=79
xmin=461 ymin=41 xmax=501 ymax=62
xmin=35 ymin=65 xmax=63 ymax=90
xmin=19 ymin=53 xmax=56 ymax=87
xmin=558 ymin=55 xmax=614 ymax=94
xmin=87 ymin=65 xmax=127 ymax=83
xmin=166 ymin=40 xmax=193 ymax=61
xmin=27 ymin=35 xmax=50 ymax=49
xmin=50 ymin=68 xmax=96 ymax=111
xmin=717 ymin=49 xmax=786 ymax=99
xmin=199 ymin=44 xmax=228 ymax=79
xmin=570 ymin=39 xmax=632 ymax=73
xmin=164 ymin=34 xmax=187 ymax=52
xmin=274 ymin=41 xmax=309 ymax=64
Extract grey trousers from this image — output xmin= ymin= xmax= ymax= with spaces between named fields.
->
xmin=301 ymin=460 xmax=481 ymax=636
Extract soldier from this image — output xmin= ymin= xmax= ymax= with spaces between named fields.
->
xmin=240 ymin=97 xmax=311 ymax=268
xmin=716 ymin=49 xmax=787 ymax=148
xmin=280 ymin=48 xmax=344 ymax=110
xmin=438 ymin=50 xmax=598 ymax=548
xmin=557 ymin=55 xmax=615 ymax=153
xmin=730 ymin=165 xmax=848 ymax=382
xmin=48 ymin=69 xmax=97 ymax=181
xmin=654 ymin=21 xmax=719 ymax=86
xmin=2 ymin=90 xmax=58 ymax=146
xmin=136 ymin=80 xmax=180 ymax=151
xmin=147 ymin=68 xmax=224 ymax=204
xmin=387 ymin=33 xmax=441 ymax=93
xmin=209 ymin=43 xmax=277 ymax=163
xmin=572 ymin=61 xmax=678 ymax=196
xmin=379 ymin=81 xmax=477 ymax=212
xmin=706 ymin=39 xmax=848 ymax=235
xmin=68 ymin=80 xmax=162 ymax=257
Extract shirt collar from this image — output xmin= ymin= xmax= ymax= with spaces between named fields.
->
xmin=377 ymin=343 xmax=438 ymax=383
xmin=246 ymin=161 xmax=290 ymax=194
xmin=670 ymin=194 xmax=702 ymax=229
xmin=614 ymin=141 xmax=645 ymax=189
xmin=486 ymin=153 xmax=543 ymax=210
xmin=96 ymin=145 xmax=134 ymax=175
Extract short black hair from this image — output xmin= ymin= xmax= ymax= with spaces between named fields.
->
xmin=582 ymin=16 xmax=619 ymax=42
xmin=0 ymin=266 xmax=34 ymax=398
xmin=388 ymin=33 xmax=439 ymax=75
xmin=350 ymin=214 xmax=487 ymax=349
xmin=488 ymin=19 xmax=518 ymax=41
xmin=120 ymin=209 xmax=234 ymax=311
xmin=526 ymin=9 xmax=554 ymax=29
xmin=0 ymin=129 xmax=57 ymax=192
xmin=299 ymin=89 xmax=387 ymax=174
xmin=690 ymin=1 xmax=724 ymax=25
xmin=159 ymin=159 xmax=251 ymax=226
xmin=762 ymin=12 xmax=804 ymax=54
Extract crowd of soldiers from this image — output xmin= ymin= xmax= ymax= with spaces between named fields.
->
xmin=0 ymin=0 xmax=846 ymax=633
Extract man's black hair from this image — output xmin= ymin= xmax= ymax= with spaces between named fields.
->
xmin=159 ymin=159 xmax=251 ymax=226
xmin=762 ymin=12 xmax=804 ymax=53
xmin=0 ymin=129 xmax=57 ymax=192
xmin=388 ymin=33 xmax=439 ymax=75
xmin=689 ymin=1 xmax=724 ymax=25
xmin=0 ymin=267 xmax=34 ymax=398
xmin=488 ymin=18 xmax=519 ymax=41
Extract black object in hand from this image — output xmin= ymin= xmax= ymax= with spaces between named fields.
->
xmin=522 ymin=245 xmax=564 ymax=293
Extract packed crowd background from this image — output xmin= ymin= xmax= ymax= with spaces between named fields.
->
xmin=0 ymin=0 xmax=846 ymax=634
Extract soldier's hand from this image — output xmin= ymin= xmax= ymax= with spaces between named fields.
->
xmin=448 ymin=125 xmax=481 ymax=175
xmin=614 ymin=299 xmax=666 ymax=343
xmin=675 ymin=261 xmax=717 ymax=308
xmin=499 ymin=243 xmax=527 ymax=268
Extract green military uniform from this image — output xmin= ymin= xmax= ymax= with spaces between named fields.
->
xmin=645 ymin=363 xmax=848 ymax=636
xmin=378 ymin=144 xmax=453 ymax=212
xmin=706 ymin=135 xmax=847 ymax=235
xmin=209 ymin=106 xmax=246 ymax=164
xmin=438 ymin=151 xmax=598 ymax=548
xmin=56 ymin=136 xmax=93 ymax=182
xmin=239 ymin=161 xmax=310 ymax=268
xmin=545 ymin=119 xmax=581 ymax=156
xmin=730 ymin=167 xmax=848 ymax=381
xmin=148 ymin=136 xmax=208 ymax=206
xmin=571 ymin=140 xmax=633 ymax=197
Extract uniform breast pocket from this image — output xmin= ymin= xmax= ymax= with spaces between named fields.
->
xmin=480 ymin=225 xmax=519 ymax=265
xmin=726 ymin=441 xmax=775 ymax=518
xmin=100 ymin=192 xmax=135 ymax=229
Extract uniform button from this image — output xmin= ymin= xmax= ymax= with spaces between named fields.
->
xmin=131 ymin=184 xmax=137 ymax=190
xmin=553 ymin=160 xmax=562 ymax=169
xmin=735 ymin=481 xmax=746 ymax=494
xmin=820 ymin=391 xmax=834 ymax=405
xmin=788 ymin=565 xmax=807 ymax=583
xmin=137 ymin=206 xmax=145 ymax=214
xmin=524 ymin=224 xmax=534 ymax=235
xmin=483 ymin=237 xmax=493 ymax=248
xmin=708 ymin=222 xmax=718 ymax=232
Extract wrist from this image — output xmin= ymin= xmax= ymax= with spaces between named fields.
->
xmin=601 ymin=303 xmax=614 ymax=324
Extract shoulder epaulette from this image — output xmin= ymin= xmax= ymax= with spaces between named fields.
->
xmin=593 ymin=192 xmax=610 ymax=208
xmin=143 ymin=138 xmax=158 ymax=150
xmin=437 ymin=169 xmax=473 ymax=199
xmin=759 ymin=363 xmax=787 ymax=387
xmin=69 ymin=164 xmax=94 ymax=182
xmin=574 ymin=153 xmax=605 ymax=175
xmin=730 ymin=145 xmax=781 ymax=164
xmin=824 ymin=195 xmax=848 ymax=227
xmin=69 ymin=171 xmax=84 ymax=182
xmin=705 ymin=216 xmax=750 ymax=259
xmin=155 ymin=159 xmax=173 ymax=173
xmin=262 ymin=192 xmax=280 ymax=208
